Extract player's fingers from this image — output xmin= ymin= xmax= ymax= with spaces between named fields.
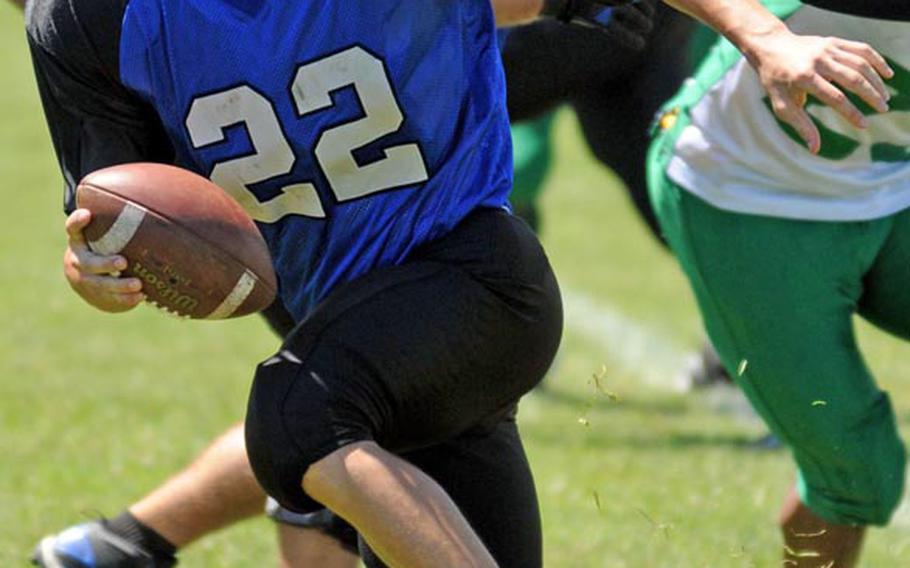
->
xmin=64 ymin=208 xmax=92 ymax=244
xmin=803 ymin=74 xmax=867 ymax=129
xmin=770 ymin=87 xmax=820 ymax=154
xmin=819 ymin=58 xmax=888 ymax=114
xmin=836 ymin=39 xmax=894 ymax=80
xmin=112 ymin=292 xmax=147 ymax=309
xmin=80 ymin=274 xmax=144 ymax=294
xmin=604 ymin=25 xmax=647 ymax=51
xmin=614 ymin=4 xmax=653 ymax=34
xmin=832 ymin=50 xmax=890 ymax=106
xmin=637 ymin=0 xmax=656 ymax=19
xmin=68 ymin=247 xmax=128 ymax=276
xmin=88 ymin=290 xmax=146 ymax=313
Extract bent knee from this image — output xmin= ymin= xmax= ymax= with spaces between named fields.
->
xmin=800 ymin=457 xmax=906 ymax=526
xmin=796 ymin=396 xmax=907 ymax=525
xmin=245 ymin=353 xmax=374 ymax=513
xmin=301 ymin=442 xmax=382 ymax=504
xmin=863 ymin=433 xmax=907 ymax=525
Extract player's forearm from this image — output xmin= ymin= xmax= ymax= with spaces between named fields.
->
xmin=662 ymin=0 xmax=789 ymax=66
xmin=665 ymin=0 xmax=893 ymax=156
xmin=490 ymin=0 xmax=544 ymax=26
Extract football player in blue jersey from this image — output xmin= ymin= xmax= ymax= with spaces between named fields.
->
xmin=32 ymin=0 xmax=562 ymax=564
xmin=26 ymin=4 xmax=654 ymax=567
xmin=25 ymin=0 xmax=892 ymax=566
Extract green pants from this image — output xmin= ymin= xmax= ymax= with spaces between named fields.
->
xmin=648 ymin=129 xmax=909 ymax=525
xmin=510 ymin=113 xmax=556 ymax=232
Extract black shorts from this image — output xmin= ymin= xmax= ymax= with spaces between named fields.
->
xmin=245 ymin=207 xmax=562 ymax=512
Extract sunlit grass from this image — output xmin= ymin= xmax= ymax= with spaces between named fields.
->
xmin=2 ymin=7 xmax=909 ymax=565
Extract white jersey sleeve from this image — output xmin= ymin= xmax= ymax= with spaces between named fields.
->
xmin=667 ymin=6 xmax=910 ymax=221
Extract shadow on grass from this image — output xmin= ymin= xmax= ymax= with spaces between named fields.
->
xmin=531 ymin=384 xmax=688 ymax=416
xmin=525 ymin=384 xmax=782 ymax=452
xmin=527 ymin=427 xmax=775 ymax=452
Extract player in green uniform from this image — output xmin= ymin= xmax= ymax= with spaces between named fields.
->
xmin=649 ymin=1 xmax=909 ymax=565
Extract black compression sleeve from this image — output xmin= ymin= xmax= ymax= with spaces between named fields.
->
xmin=802 ymin=0 xmax=910 ymax=21
xmin=26 ymin=0 xmax=174 ymax=213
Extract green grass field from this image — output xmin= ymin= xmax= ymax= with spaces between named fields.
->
xmin=4 ymin=5 xmax=910 ymax=565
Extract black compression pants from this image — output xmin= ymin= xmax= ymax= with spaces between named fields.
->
xmin=502 ymin=6 xmax=696 ymax=244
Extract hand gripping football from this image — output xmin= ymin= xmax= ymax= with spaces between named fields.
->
xmin=76 ymin=163 xmax=277 ymax=319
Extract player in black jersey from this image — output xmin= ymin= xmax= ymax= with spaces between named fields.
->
xmin=504 ymin=4 xmax=693 ymax=242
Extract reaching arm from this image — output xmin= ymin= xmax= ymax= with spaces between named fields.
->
xmin=663 ymin=0 xmax=894 ymax=154
xmin=495 ymin=0 xmax=896 ymax=154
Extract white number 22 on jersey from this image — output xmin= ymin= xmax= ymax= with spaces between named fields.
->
xmin=185 ymin=47 xmax=429 ymax=223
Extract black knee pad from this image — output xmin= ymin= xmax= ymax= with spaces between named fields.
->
xmin=245 ymin=349 xmax=375 ymax=513
xmin=265 ymin=498 xmax=359 ymax=554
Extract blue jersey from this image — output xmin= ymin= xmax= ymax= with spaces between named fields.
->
xmin=117 ymin=0 xmax=513 ymax=320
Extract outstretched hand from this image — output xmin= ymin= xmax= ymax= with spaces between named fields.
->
xmin=660 ymin=0 xmax=894 ymax=153
xmin=747 ymin=30 xmax=893 ymax=154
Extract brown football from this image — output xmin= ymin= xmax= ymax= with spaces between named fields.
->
xmin=75 ymin=163 xmax=277 ymax=320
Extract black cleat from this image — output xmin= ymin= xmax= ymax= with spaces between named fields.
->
xmin=31 ymin=520 xmax=176 ymax=568
xmin=677 ymin=340 xmax=733 ymax=391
